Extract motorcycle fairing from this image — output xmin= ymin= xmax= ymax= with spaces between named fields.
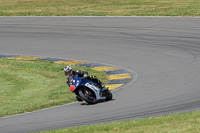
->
xmin=69 ymin=75 xmax=107 ymax=101
xmin=70 ymin=85 xmax=76 ymax=92
xmin=84 ymin=82 xmax=106 ymax=100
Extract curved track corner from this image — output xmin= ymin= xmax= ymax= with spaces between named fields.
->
xmin=0 ymin=54 xmax=137 ymax=92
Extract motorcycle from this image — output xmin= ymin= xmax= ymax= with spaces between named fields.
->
xmin=69 ymin=75 xmax=113 ymax=104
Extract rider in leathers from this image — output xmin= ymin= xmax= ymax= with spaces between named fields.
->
xmin=64 ymin=65 xmax=104 ymax=101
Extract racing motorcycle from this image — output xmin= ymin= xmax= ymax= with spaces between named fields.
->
xmin=69 ymin=75 xmax=112 ymax=104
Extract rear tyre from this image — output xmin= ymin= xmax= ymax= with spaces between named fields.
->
xmin=78 ymin=88 xmax=97 ymax=104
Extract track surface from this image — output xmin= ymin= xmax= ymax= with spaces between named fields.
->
xmin=0 ymin=17 xmax=200 ymax=133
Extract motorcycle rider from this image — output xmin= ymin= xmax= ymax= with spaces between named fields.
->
xmin=64 ymin=65 xmax=105 ymax=101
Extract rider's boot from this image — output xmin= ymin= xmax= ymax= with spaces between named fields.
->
xmin=97 ymin=80 xmax=105 ymax=89
xmin=100 ymin=83 xmax=105 ymax=89
xmin=90 ymin=75 xmax=105 ymax=89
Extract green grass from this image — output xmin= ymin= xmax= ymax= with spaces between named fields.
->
xmin=2 ymin=58 xmax=200 ymax=132
xmin=36 ymin=111 xmax=200 ymax=133
xmin=0 ymin=58 xmax=107 ymax=117
xmin=0 ymin=0 xmax=200 ymax=16
xmin=1 ymin=0 xmax=200 ymax=131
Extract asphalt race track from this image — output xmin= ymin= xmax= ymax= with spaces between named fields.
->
xmin=0 ymin=17 xmax=200 ymax=133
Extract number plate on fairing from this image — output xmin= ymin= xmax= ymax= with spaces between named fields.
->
xmin=85 ymin=83 xmax=99 ymax=92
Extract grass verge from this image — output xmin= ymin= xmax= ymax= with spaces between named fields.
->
xmin=36 ymin=111 xmax=200 ymax=133
xmin=0 ymin=58 xmax=107 ymax=117
xmin=0 ymin=0 xmax=200 ymax=16
xmin=1 ymin=58 xmax=200 ymax=132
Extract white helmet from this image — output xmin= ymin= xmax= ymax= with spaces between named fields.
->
xmin=64 ymin=65 xmax=73 ymax=76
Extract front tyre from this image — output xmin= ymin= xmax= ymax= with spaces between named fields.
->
xmin=105 ymin=90 xmax=113 ymax=101
xmin=78 ymin=88 xmax=97 ymax=104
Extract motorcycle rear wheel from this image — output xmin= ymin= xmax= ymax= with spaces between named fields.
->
xmin=78 ymin=88 xmax=97 ymax=104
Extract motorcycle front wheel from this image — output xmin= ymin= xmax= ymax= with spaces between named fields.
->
xmin=105 ymin=90 xmax=113 ymax=101
xmin=78 ymin=88 xmax=97 ymax=104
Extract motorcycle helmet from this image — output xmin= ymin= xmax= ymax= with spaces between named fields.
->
xmin=64 ymin=65 xmax=73 ymax=76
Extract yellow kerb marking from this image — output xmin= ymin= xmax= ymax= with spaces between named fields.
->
xmin=108 ymin=73 xmax=132 ymax=80
xmin=56 ymin=60 xmax=90 ymax=65
xmin=8 ymin=56 xmax=44 ymax=60
xmin=105 ymin=84 xmax=123 ymax=90
xmin=92 ymin=66 xmax=120 ymax=71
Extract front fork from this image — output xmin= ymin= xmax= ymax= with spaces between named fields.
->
xmin=100 ymin=87 xmax=108 ymax=97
